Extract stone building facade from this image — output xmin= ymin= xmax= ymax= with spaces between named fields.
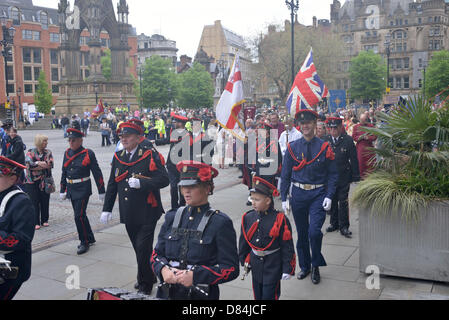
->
xmin=331 ymin=0 xmax=449 ymax=103
xmin=0 ymin=0 xmax=138 ymax=116
xmin=137 ymin=33 xmax=178 ymax=69
xmin=197 ymin=20 xmax=254 ymax=106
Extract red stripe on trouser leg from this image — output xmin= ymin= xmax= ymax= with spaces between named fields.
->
xmin=79 ymin=199 xmax=89 ymax=245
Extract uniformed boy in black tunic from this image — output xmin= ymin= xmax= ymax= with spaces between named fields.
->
xmin=60 ymin=126 xmax=106 ymax=255
xmin=0 ymin=156 xmax=35 ymax=300
xmin=323 ymin=117 xmax=360 ymax=238
xmin=151 ymin=160 xmax=239 ymax=300
xmin=239 ymin=176 xmax=296 ymax=300
xmin=101 ymin=121 xmax=169 ymax=295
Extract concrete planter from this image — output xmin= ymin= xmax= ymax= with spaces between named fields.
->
xmin=359 ymin=201 xmax=449 ymax=283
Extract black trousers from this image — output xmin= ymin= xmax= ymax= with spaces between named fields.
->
xmin=168 ymin=168 xmax=185 ymax=210
xmin=0 ymin=278 xmax=23 ymax=300
xmin=252 ymin=281 xmax=281 ymax=300
xmin=125 ymin=222 xmax=158 ymax=288
xmin=71 ymin=198 xmax=95 ymax=245
xmin=24 ymin=183 xmax=50 ymax=226
xmin=330 ymin=184 xmax=351 ymax=230
xmin=102 ymin=134 xmax=111 ymax=146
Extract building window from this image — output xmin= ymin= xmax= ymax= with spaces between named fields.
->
xmin=404 ymin=57 xmax=409 ymax=69
xmin=418 ymin=18 xmax=422 ymax=24
xmin=34 ymin=67 xmax=41 ymax=81
xmin=24 ymin=66 xmax=32 ymax=81
xmin=52 ymin=85 xmax=59 ymax=94
xmin=51 ymin=68 xmax=59 ymax=81
xmin=39 ymin=11 xmax=48 ymax=30
xmin=23 ymin=48 xmax=31 ymax=63
xmin=419 ymin=58 xmax=423 ymax=68
xmin=395 ymin=77 xmax=402 ymax=89
xmin=33 ymin=49 xmax=42 ymax=63
xmin=22 ymin=30 xmax=33 ymax=40
xmin=50 ymin=50 xmax=58 ymax=65
xmin=396 ymin=59 xmax=402 ymax=69
xmin=6 ymin=66 xmax=14 ymax=81
xmin=24 ymin=84 xmax=33 ymax=94
xmin=6 ymin=84 xmax=15 ymax=94
xmin=50 ymin=33 xmax=60 ymax=43
xmin=9 ymin=7 xmax=20 ymax=25
xmin=404 ymin=76 xmax=409 ymax=89
xmin=33 ymin=31 xmax=41 ymax=40
xmin=418 ymin=79 xmax=422 ymax=88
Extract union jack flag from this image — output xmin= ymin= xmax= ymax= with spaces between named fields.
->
xmin=286 ymin=48 xmax=330 ymax=118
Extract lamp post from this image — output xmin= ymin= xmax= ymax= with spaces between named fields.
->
xmin=17 ymin=86 xmax=23 ymax=125
xmin=139 ymin=66 xmax=143 ymax=113
xmin=1 ymin=14 xmax=16 ymax=108
xmin=384 ymin=32 xmax=391 ymax=94
xmin=93 ymin=80 xmax=99 ymax=106
xmin=285 ymin=0 xmax=299 ymax=87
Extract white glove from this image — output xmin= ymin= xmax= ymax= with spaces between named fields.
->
xmin=100 ymin=212 xmax=112 ymax=224
xmin=282 ymin=201 xmax=290 ymax=214
xmin=282 ymin=273 xmax=291 ymax=281
xmin=323 ymin=198 xmax=332 ymax=211
xmin=99 ymin=194 xmax=105 ymax=202
xmin=128 ymin=177 xmax=141 ymax=189
xmin=60 ymin=193 xmax=67 ymax=201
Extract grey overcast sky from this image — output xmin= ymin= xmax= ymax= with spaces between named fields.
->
xmin=33 ymin=0 xmax=337 ymax=57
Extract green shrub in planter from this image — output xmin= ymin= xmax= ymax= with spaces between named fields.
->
xmin=352 ymin=96 xmax=449 ymax=221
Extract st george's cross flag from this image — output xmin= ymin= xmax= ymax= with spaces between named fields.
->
xmin=286 ymin=48 xmax=330 ymax=117
xmin=216 ymin=55 xmax=246 ymax=141
xmin=92 ymin=98 xmax=105 ymax=117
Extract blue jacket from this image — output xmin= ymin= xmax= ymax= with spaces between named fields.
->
xmin=280 ymin=136 xmax=338 ymax=201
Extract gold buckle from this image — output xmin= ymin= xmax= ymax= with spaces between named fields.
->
xmin=303 ymin=184 xmax=312 ymax=190
xmin=68 ymin=179 xmax=73 ymax=184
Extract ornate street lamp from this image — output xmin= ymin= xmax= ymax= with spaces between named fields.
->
xmin=285 ymin=0 xmax=299 ymax=87
xmin=93 ymin=80 xmax=99 ymax=105
xmin=1 ymin=14 xmax=16 ymax=105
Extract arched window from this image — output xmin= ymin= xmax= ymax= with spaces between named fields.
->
xmin=37 ymin=11 xmax=48 ymax=30
xmin=8 ymin=6 xmax=20 ymax=25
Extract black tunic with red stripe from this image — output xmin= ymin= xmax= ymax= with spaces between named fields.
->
xmin=151 ymin=204 xmax=239 ymax=299
xmin=103 ymin=142 xmax=169 ymax=226
xmin=0 ymin=186 xmax=35 ymax=298
xmin=60 ymin=147 xmax=105 ymax=201
xmin=239 ymin=208 xmax=296 ymax=285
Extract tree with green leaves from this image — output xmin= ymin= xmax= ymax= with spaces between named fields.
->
xmin=100 ymin=48 xmax=112 ymax=81
xmin=34 ymin=71 xmax=53 ymax=114
xmin=177 ymin=62 xmax=214 ymax=109
xmin=348 ymin=50 xmax=386 ymax=102
xmin=424 ymin=50 xmax=449 ymax=100
xmin=141 ymin=56 xmax=177 ymax=108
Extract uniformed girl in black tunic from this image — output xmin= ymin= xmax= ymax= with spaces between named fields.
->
xmin=151 ymin=160 xmax=239 ymax=300
xmin=239 ymin=176 xmax=296 ymax=300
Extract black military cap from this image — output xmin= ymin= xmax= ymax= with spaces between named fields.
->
xmin=250 ymin=176 xmax=280 ymax=198
xmin=326 ymin=117 xmax=343 ymax=128
xmin=67 ymin=128 xmax=84 ymax=139
xmin=295 ymin=109 xmax=319 ymax=123
xmin=0 ymin=156 xmax=26 ymax=176
xmin=176 ymin=160 xmax=218 ymax=187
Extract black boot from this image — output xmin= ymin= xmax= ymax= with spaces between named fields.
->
xmin=311 ymin=267 xmax=320 ymax=285
xmin=340 ymin=228 xmax=352 ymax=239
xmin=326 ymin=225 xmax=339 ymax=233
xmin=297 ymin=269 xmax=311 ymax=280
xmin=77 ymin=243 xmax=89 ymax=255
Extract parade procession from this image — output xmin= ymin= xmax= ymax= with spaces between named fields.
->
xmin=1 ymin=0 xmax=449 ymax=310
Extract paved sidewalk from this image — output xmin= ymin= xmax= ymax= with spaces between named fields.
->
xmin=14 ymin=183 xmax=449 ymax=300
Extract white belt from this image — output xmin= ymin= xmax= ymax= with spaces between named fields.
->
xmin=169 ymin=261 xmax=194 ymax=270
xmin=292 ymin=182 xmax=324 ymax=191
xmin=252 ymin=248 xmax=280 ymax=257
xmin=66 ymin=177 xmax=90 ymax=184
